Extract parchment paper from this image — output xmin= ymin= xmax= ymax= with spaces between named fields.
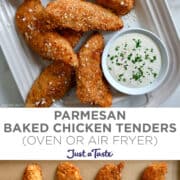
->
xmin=0 ymin=161 xmax=178 ymax=180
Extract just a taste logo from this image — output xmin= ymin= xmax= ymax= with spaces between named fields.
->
xmin=66 ymin=148 xmax=113 ymax=159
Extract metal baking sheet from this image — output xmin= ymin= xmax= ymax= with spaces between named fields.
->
xmin=0 ymin=161 xmax=178 ymax=180
xmin=0 ymin=0 xmax=180 ymax=107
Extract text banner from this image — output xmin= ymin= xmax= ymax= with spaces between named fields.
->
xmin=0 ymin=108 xmax=179 ymax=160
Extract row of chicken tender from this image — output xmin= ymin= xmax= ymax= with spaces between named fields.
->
xmin=15 ymin=0 xmax=135 ymax=107
xmin=23 ymin=162 xmax=168 ymax=180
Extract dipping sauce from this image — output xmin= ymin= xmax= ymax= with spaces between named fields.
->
xmin=107 ymin=33 xmax=162 ymax=88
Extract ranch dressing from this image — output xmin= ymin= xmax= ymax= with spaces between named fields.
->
xmin=107 ymin=33 xmax=162 ymax=88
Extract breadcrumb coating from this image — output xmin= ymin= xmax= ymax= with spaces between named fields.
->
xmin=23 ymin=164 xmax=42 ymax=180
xmin=59 ymin=29 xmax=83 ymax=48
xmin=95 ymin=162 xmax=124 ymax=180
xmin=141 ymin=162 xmax=168 ymax=180
xmin=76 ymin=33 xmax=112 ymax=107
xmin=96 ymin=0 xmax=135 ymax=15
xmin=38 ymin=0 xmax=123 ymax=32
xmin=26 ymin=62 xmax=73 ymax=107
xmin=15 ymin=0 xmax=78 ymax=67
xmin=56 ymin=162 xmax=82 ymax=180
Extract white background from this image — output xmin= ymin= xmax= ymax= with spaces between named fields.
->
xmin=0 ymin=108 xmax=179 ymax=160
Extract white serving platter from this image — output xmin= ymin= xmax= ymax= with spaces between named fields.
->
xmin=0 ymin=0 xmax=180 ymax=107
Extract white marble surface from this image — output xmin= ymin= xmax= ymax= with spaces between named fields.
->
xmin=0 ymin=0 xmax=179 ymax=107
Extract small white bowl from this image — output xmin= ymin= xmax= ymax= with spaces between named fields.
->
xmin=102 ymin=28 xmax=169 ymax=95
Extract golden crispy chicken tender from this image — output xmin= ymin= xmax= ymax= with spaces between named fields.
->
xmin=56 ymin=162 xmax=82 ymax=180
xmin=15 ymin=0 xmax=78 ymax=67
xmin=23 ymin=164 xmax=42 ymax=180
xmin=59 ymin=29 xmax=83 ymax=48
xmin=26 ymin=62 xmax=73 ymax=107
xmin=96 ymin=0 xmax=135 ymax=15
xmin=39 ymin=0 xmax=123 ymax=32
xmin=95 ymin=162 xmax=124 ymax=180
xmin=76 ymin=33 xmax=112 ymax=107
xmin=141 ymin=162 xmax=168 ymax=180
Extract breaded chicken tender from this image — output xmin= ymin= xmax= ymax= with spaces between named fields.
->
xmin=141 ymin=162 xmax=168 ymax=180
xmin=56 ymin=162 xmax=82 ymax=180
xmin=23 ymin=164 xmax=42 ymax=180
xmin=95 ymin=162 xmax=124 ymax=180
xmin=39 ymin=0 xmax=123 ymax=32
xmin=15 ymin=0 xmax=78 ymax=67
xmin=76 ymin=33 xmax=112 ymax=107
xmin=59 ymin=29 xmax=83 ymax=48
xmin=26 ymin=62 xmax=73 ymax=107
xmin=96 ymin=0 xmax=135 ymax=15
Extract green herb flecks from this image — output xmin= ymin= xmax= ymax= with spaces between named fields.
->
xmin=120 ymin=53 xmax=124 ymax=58
xmin=128 ymin=53 xmax=133 ymax=60
xmin=132 ymin=54 xmax=142 ymax=64
xmin=133 ymin=39 xmax=142 ymax=48
xmin=132 ymin=68 xmax=144 ymax=81
xmin=150 ymin=56 xmax=157 ymax=63
xmin=145 ymin=54 xmax=149 ymax=60
xmin=118 ymin=74 xmax=124 ymax=82
xmin=110 ymin=56 xmax=115 ymax=60
xmin=116 ymin=63 xmax=121 ymax=66
xmin=153 ymin=72 xmax=158 ymax=78
xmin=123 ymin=78 xmax=126 ymax=82
xmin=115 ymin=46 xmax=120 ymax=51
xmin=124 ymin=65 xmax=128 ymax=70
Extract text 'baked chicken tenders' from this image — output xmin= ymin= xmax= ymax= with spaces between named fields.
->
xmin=141 ymin=162 xmax=168 ymax=180
xmin=26 ymin=62 xmax=73 ymax=107
xmin=15 ymin=0 xmax=78 ymax=67
xmin=23 ymin=164 xmax=42 ymax=180
xmin=76 ymin=33 xmax=112 ymax=107
xmin=39 ymin=0 xmax=123 ymax=32
xmin=95 ymin=162 xmax=124 ymax=180
xmin=96 ymin=0 xmax=135 ymax=15
xmin=56 ymin=162 xmax=82 ymax=180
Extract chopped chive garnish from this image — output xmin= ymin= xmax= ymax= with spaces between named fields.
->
xmin=108 ymin=67 xmax=112 ymax=71
xmin=132 ymin=54 xmax=142 ymax=64
xmin=153 ymin=73 xmax=157 ymax=78
xmin=110 ymin=56 xmax=114 ymax=60
xmin=145 ymin=54 xmax=149 ymax=59
xmin=115 ymin=46 xmax=120 ymax=51
xmin=133 ymin=39 xmax=142 ymax=48
xmin=124 ymin=65 xmax=128 ymax=70
xmin=128 ymin=53 xmax=133 ymax=60
xmin=120 ymin=53 xmax=124 ymax=58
